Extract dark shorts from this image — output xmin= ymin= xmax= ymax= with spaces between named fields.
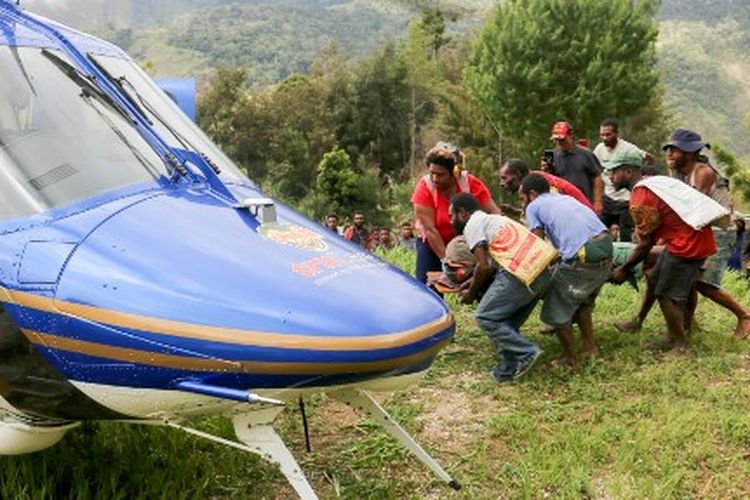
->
xmin=649 ymin=250 xmax=705 ymax=305
xmin=601 ymin=196 xmax=633 ymax=242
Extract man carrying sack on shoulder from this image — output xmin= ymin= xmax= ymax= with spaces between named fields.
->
xmin=450 ymin=193 xmax=558 ymax=383
xmin=609 ymin=157 xmax=726 ymax=355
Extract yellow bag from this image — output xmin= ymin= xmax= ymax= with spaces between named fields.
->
xmin=488 ymin=219 xmax=559 ymax=286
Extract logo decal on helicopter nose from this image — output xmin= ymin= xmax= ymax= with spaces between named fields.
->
xmin=258 ymin=224 xmax=327 ymax=252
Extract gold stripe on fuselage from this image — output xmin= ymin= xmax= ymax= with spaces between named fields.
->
xmin=1 ymin=287 xmax=453 ymax=351
xmin=24 ymin=330 xmax=449 ymax=375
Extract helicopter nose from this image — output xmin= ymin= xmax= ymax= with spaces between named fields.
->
xmin=50 ymin=190 xmax=454 ymax=388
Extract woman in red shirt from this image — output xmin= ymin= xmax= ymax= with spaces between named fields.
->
xmin=411 ymin=143 xmax=500 ymax=284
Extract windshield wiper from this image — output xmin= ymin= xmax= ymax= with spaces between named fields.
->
xmin=40 ymin=49 xmax=130 ymax=123
xmin=86 ymin=55 xmax=153 ymax=126
xmin=87 ymin=55 xmax=221 ymax=175
xmin=41 ymin=49 xmax=163 ymax=178
xmin=81 ymin=54 xmax=236 ymax=201
xmin=80 ymin=93 xmax=162 ymax=180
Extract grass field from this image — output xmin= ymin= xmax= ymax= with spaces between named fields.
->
xmin=2 ymin=248 xmax=750 ymax=499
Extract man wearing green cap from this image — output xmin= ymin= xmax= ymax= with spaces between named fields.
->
xmin=609 ymin=149 xmax=718 ymax=354
xmin=605 ymin=150 xmax=661 ymax=332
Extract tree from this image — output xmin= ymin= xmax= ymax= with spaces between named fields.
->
xmin=419 ymin=7 xmax=450 ymax=59
xmin=403 ymin=13 xmax=440 ymax=175
xmin=197 ymin=68 xmax=248 ymax=163
xmin=465 ymin=0 xmax=661 ymax=160
xmin=340 ymin=40 xmax=411 ymax=179
xmin=299 ymin=149 xmax=390 ymax=225
xmin=263 ymin=126 xmax=312 ymax=203
xmin=315 ymin=148 xmax=360 ymax=213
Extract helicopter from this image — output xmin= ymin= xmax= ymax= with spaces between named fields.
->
xmin=0 ymin=1 xmax=459 ymax=497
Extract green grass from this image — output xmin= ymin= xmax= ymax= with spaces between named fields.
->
xmin=2 ymin=251 xmax=750 ymax=498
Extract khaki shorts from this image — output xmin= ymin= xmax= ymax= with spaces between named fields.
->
xmin=541 ymin=258 xmax=612 ymax=327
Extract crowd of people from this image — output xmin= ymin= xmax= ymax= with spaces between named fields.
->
xmin=324 ymin=210 xmax=417 ymax=252
xmin=417 ymin=120 xmax=747 ymax=381
xmin=320 ymin=119 xmax=749 ymax=382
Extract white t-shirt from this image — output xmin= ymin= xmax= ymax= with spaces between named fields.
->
xmin=463 ymin=210 xmax=511 ymax=251
xmin=593 ymin=139 xmax=646 ymax=202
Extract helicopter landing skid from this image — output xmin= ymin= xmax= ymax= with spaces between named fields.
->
xmin=163 ymin=389 xmax=459 ymax=499
xmin=330 ymin=389 xmax=461 ymax=491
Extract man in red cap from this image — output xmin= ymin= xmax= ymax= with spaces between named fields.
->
xmin=548 ymin=121 xmax=604 ymax=215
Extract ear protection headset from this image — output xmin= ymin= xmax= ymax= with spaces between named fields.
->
xmin=434 ymin=141 xmax=464 ymax=179
xmin=453 ymin=150 xmax=465 ymax=179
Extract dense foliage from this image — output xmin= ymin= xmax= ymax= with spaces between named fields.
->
xmin=166 ymin=3 xmax=409 ymax=87
xmin=197 ymin=2 xmax=671 ymax=224
xmin=196 ymin=11 xmax=478 ymax=225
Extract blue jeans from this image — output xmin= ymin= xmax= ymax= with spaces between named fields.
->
xmin=475 ymin=268 xmax=551 ymax=378
xmin=416 ymin=237 xmax=442 ymax=284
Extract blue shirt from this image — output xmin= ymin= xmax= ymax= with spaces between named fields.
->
xmin=525 ymin=193 xmax=606 ymax=261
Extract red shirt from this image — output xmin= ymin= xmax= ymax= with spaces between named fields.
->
xmin=531 ymin=170 xmax=595 ymax=211
xmin=630 ymin=186 xmax=716 ymax=259
xmin=411 ymin=173 xmax=492 ymax=246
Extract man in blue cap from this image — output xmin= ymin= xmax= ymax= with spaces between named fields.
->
xmin=664 ymin=128 xmax=750 ymax=339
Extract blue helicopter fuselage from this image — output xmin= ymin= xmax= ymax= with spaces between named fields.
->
xmin=0 ymin=3 xmax=454 ymax=421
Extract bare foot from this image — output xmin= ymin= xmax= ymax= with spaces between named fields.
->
xmin=539 ymin=324 xmax=556 ymax=335
xmin=646 ymin=338 xmax=674 ymax=352
xmin=664 ymin=345 xmax=690 ymax=357
xmin=583 ymin=346 xmax=600 ymax=358
xmin=555 ymin=355 xmax=580 ymax=371
xmin=733 ymin=316 xmax=750 ymax=340
xmin=614 ymin=318 xmax=642 ymax=333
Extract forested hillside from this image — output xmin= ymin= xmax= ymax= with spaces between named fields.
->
xmin=141 ymin=2 xmax=412 ymax=86
xmin=24 ymin=1 xmax=490 ymax=87
xmin=24 ymin=0 xmax=750 ymax=158
xmin=658 ymin=2 xmax=750 ymax=155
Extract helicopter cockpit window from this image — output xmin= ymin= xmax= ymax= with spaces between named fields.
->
xmin=90 ymin=55 xmax=250 ymax=183
xmin=0 ymin=46 xmax=166 ymax=221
